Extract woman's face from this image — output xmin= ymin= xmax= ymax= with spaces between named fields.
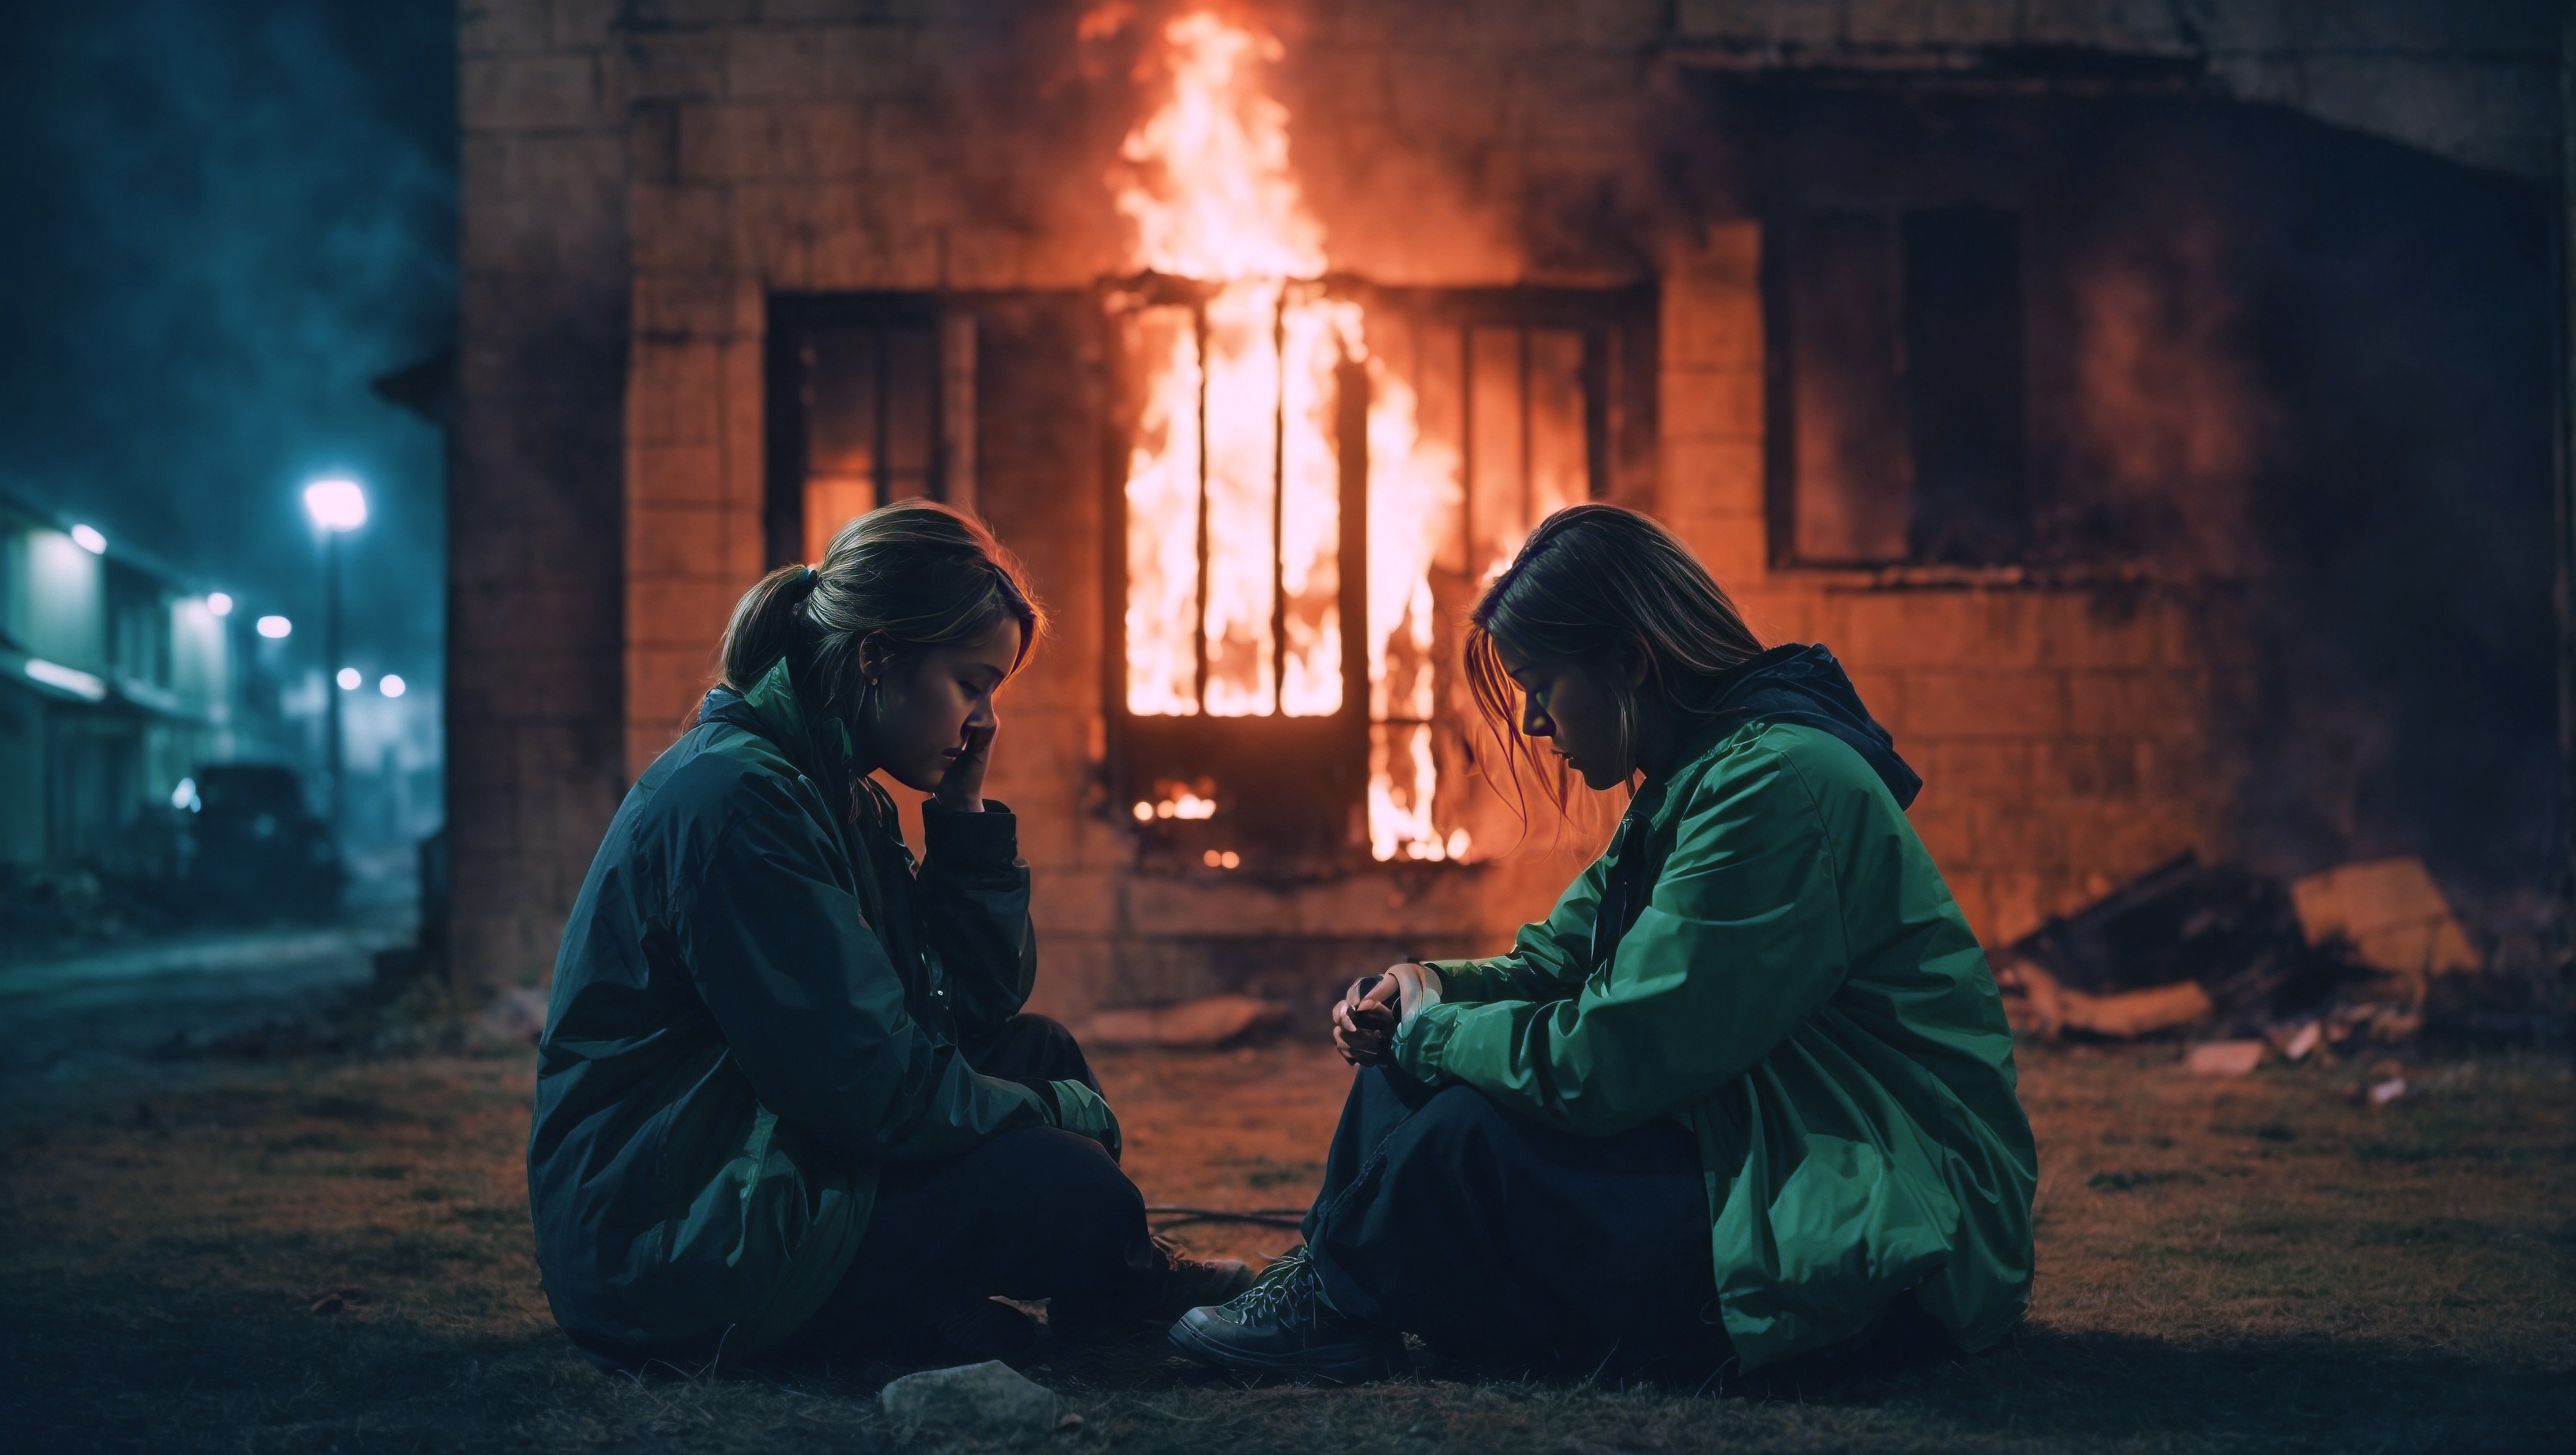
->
xmin=1494 ymin=638 xmax=1631 ymax=791
xmin=862 ymin=620 xmax=1022 ymax=794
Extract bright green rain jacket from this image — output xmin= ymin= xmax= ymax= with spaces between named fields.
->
xmin=527 ymin=654 xmax=1055 ymax=1368
xmin=1401 ymin=650 xmax=2036 ymax=1370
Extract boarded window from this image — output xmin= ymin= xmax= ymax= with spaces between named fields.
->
xmin=1775 ymin=206 xmax=2028 ymax=565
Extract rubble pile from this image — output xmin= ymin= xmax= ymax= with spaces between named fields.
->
xmin=1995 ymin=853 xmax=2566 ymax=1063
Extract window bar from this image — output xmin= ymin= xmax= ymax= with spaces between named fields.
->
xmin=1269 ymin=288 xmax=1288 ymax=713
xmin=1457 ymin=323 xmax=1474 ymax=611
xmin=1518 ymin=326 xmax=1534 ymax=540
xmin=872 ymin=327 xmax=892 ymax=508
xmin=1192 ymin=302 xmax=1212 ymax=712
xmin=1582 ymin=325 xmax=1611 ymax=500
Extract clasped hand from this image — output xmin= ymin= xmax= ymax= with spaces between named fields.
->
xmin=1331 ymin=962 xmax=1441 ymax=1067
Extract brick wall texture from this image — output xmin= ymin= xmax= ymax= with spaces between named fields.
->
xmin=451 ymin=0 xmax=2556 ymax=998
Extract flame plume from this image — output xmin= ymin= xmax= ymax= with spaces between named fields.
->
xmin=1114 ymin=10 xmax=1499 ymax=861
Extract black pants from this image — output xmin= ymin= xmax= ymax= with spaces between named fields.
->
xmin=1303 ymin=1065 xmax=1725 ymax=1369
xmin=796 ymin=1015 xmax=1160 ymax=1359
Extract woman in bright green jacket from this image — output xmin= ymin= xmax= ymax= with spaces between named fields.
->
xmin=1172 ymin=504 xmax=2037 ymax=1381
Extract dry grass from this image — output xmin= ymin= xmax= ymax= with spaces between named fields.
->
xmin=1 ymin=1039 xmax=2568 ymax=1452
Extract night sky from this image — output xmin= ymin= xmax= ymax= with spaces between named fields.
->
xmin=0 ymin=0 xmax=455 ymax=694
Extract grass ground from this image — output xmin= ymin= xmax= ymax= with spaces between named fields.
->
xmin=1 ymin=1038 xmax=2568 ymax=1452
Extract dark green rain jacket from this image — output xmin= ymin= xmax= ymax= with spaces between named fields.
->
xmin=527 ymin=654 xmax=1054 ymax=1367
xmin=1399 ymin=645 xmax=2037 ymax=1370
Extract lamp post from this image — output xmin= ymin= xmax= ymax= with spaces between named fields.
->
xmin=302 ymin=477 xmax=367 ymax=831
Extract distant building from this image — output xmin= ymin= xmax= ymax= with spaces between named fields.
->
xmin=0 ymin=493 xmax=273 ymax=875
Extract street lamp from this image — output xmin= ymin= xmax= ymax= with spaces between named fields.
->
xmin=303 ymin=477 xmax=367 ymax=832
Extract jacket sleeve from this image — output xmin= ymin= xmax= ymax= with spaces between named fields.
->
xmin=1425 ymin=853 xmax=1609 ymax=1004
xmin=914 ymin=799 xmax=1039 ymax=1040
xmin=679 ymin=775 xmax=1048 ymax=1161
xmin=1396 ymin=745 xmax=1851 ymax=1136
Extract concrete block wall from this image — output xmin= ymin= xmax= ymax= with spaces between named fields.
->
xmin=453 ymin=1 xmax=634 ymax=990
xmin=456 ymin=0 xmax=2542 ymax=997
xmin=1655 ymin=224 xmax=2240 ymax=945
xmin=605 ymin=3 xmax=1683 ymax=1017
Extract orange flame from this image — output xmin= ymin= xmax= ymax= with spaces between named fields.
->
xmin=1116 ymin=11 xmax=1480 ymax=861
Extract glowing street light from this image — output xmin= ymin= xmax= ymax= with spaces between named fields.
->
xmin=302 ymin=477 xmax=367 ymax=533
xmin=379 ymin=674 xmax=407 ymax=698
xmin=69 ymin=524 xmax=105 ymax=554
xmin=256 ymin=615 xmax=292 ymax=639
xmin=206 ymin=592 xmax=234 ymax=617
xmin=303 ymin=476 xmax=367 ymax=834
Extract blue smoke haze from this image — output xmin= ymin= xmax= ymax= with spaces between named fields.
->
xmin=0 ymin=0 xmax=455 ymax=690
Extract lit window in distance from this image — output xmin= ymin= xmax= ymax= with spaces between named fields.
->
xmin=337 ymin=668 xmax=362 ymax=691
xmin=205 ymin=592 xmax=233 ymax=617
xmin=70 ymin=524 xmax=105 ymax=553
xmin=256 ymin=616 xmax=292 ymax=639
xmin=379 ymin=674 xmax=406 ymax=698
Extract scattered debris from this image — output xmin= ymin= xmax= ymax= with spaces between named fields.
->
xmin=1996 ymin=853 xmax=2500 ymax=1045
xmin=2274 ymin=1021 xmax=2323 ymax=1062
xmin=879 ymin=1360 xmax=1067 ymax=1449
xmin=2291 ymin=858 xmax=2482 ymax=977
xmin=1995 ymin=957 xmax=2211 ymax=1039
xmin=2185 ymin=1040 xmax=2266 ymax=1077
xmin=1081 ymin=994 xmax=1288 ymax=1049
xmin=2368 ymin=1077 xmax=2410 ymax=1107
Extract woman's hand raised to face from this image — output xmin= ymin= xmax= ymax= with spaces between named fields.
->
xmin=931 ymin=717 xmax=994 ymax=813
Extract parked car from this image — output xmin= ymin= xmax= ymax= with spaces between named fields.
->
xmin=175 ymin=763 xmax=342 ymax=921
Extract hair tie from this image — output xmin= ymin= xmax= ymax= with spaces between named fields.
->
xmin=801 ymin=566 xmax=820 ymax=588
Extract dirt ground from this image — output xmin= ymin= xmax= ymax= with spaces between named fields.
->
xmin=2 ymin=1035 xmax=2569 ymax=1453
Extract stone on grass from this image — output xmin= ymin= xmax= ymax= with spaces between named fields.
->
xmin=2185 ymin=1039 xmax=2265 ymax=1077
xmin=880 ymin=1361 xmax=1064 ymax=1449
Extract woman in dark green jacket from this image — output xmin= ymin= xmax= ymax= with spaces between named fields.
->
xmin=530 ymin=501 xmax=1244 ymax=1371
xmin=1172 ymin=505 xmax=2037 ymax=1380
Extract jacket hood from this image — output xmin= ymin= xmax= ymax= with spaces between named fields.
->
xmin=1698 ymin=644 xmax=1921 ymax=808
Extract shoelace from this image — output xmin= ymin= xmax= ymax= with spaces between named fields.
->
xmin=1219 ymin=1247 xmax=1319 ymax=1327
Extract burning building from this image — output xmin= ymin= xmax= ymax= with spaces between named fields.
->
xmin=450 ymin=2 xmax=2563 ymax=1012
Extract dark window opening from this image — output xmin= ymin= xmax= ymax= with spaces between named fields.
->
xmin=1772 ymin=205 xmax=2029 ymax=566
xmin=765 ymin=296 xmax=975 ymax=568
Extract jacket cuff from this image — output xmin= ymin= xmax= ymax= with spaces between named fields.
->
xmin=1420 ymin=957 xmax=1494 ymax=1003
xmin=1393 ymin=1002 xmax=1460 ymax=1082
xmin=923 ymin=799 xmax=1020 ymax=866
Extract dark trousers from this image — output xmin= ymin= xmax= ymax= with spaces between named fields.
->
xmin=796 ymin=1015 xmax=1160 ymax=1359
xmin=1303 ymin=1065 xmax=1725 ymax=1369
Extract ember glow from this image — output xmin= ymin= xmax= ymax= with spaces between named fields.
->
xmin=1114 ymin=11 xmax=1516 ymax=862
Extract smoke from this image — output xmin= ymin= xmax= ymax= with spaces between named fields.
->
xmin=0 ymin=0 xmax=455 ymax=690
